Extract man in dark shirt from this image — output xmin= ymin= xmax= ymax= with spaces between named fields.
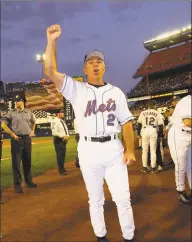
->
xmin=1 ymin=95 xmax=37 ymax=193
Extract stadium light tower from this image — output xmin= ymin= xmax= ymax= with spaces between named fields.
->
xmin=36 ymin=53 xmax=46 ymax=79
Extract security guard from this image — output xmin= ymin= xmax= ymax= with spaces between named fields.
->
xmin=1 ymin=95 xmax=37 ymax=193
xmin=50 ymin=110 xmax=69 ymax=175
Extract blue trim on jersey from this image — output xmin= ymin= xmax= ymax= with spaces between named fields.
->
xmin=102 ymin=86 xmax=114 ymax=135
xmin=87 ymin=87 xmax=98 ymax=136
xmin=60 ymin=75 xmax=68 ymax=93
xmin=120 ymin=116 xmax=134 ymax=125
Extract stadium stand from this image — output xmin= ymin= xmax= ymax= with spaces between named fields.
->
xmin=128 ymin=25 xmax=192 ymax=117
xmin=134 ymin=42 xmax=191 ymax=78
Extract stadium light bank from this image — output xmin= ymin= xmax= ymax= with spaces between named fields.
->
xmin=144 ymin=24 xmax=191 ymax=44
xmin=35 ymin=53 xmax=46 ymax=78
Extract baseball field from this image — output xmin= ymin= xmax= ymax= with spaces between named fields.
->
xmin=1 ymin=137 xmax=191 ymax=242
xmin=1 ymin=136 xmax=78 ymax=189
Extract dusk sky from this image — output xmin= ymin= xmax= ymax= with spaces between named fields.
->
xmin=1 ymin=1 xmax=191 ymax=94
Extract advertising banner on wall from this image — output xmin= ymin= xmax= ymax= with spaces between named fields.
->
xmin=6 ymin=82 xmax=25 ymax=99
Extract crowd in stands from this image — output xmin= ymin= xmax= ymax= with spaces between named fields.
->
xmin=25 ymin=83 xmax=48 ymax=97
xmin=128 ymin=71 xmax=191 ymax=98
xmin=135 ymin=42 xmax=191 ymax=77
xmin=129 ymin=96 xmax=178 ymax=117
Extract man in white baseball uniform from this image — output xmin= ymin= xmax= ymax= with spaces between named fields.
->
xmin=137 ymin=101 xmax=164 ymax=173
xmin=168 ymin=94 xmax=192 ymax=204
xmin=44 ymin=24 xmax=136 ymax=242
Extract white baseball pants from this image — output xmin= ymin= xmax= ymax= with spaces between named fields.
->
xmin=168 ymin=127 xmax=191 ymax=192
xmin=141 ymin=127 xmax=158 ymax=168
xmin=77 ymin=138 xmax=135 ymax=240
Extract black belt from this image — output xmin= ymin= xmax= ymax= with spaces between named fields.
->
xmin=16 ymin=134 xmax=30 ymax=137
xmin=84 ymin=134 xmax=117 ymax=143
xmin=182 ymin=129 xmax=191 ymax=134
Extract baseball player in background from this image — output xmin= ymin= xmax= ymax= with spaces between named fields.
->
xmin=137 ymin=101 xmax=164 ymax=173
xmin=164 ymin=96 xmax=181 ymax=164
xmin=168 ymin=94 xmax=192 ymax=204
xmin=44 ymin=24 xmax=136 ymax=242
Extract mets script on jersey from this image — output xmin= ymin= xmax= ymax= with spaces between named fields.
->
xmin=58 ymin=75 xmax=133 ymax=136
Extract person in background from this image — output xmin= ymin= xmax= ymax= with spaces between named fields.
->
xmin=1 ymin=95 xmax=37 ymax=193
xmin=74 ymin=117 xmax=80 ymax=168
xmin=50 ymin=110 xmax=69 ymax=175
xmin=168 ymin=94 xmax=192 ymax=204
xmin=137 ymin=101 xmax=164 ymax=173
xmin=164 ymin=96 xmax=181 ymax=164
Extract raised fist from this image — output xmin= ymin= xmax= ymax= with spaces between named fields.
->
xmin=47 ymin=24 xmax=61 ymax=41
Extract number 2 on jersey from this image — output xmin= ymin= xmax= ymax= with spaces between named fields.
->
xmin=107 ymin=113 xmax=115 ymax=126
xmin=146 ymin=117 xmax=155 ymax=126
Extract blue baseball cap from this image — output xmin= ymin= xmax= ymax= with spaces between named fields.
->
xmin=84 ymin=50 xmax=104 ymax=63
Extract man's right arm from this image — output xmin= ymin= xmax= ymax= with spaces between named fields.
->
xmin=44 ymin=25 xmax=83 ymax=104
xmin=44 ymin=25 xmax=65 ymax=91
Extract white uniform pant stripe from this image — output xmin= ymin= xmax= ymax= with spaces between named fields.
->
xmin=80 ymin=165 xmax=107 ymax=237
xmin=141 ymin=129 xmax=157 ymax=168
xmin=168 ymin=128 xmax=191 ymax=192
xmin=79 ymin=151 xmax=135 ymax=240
xmin=105 ymin=160 xmax=135 ymax=240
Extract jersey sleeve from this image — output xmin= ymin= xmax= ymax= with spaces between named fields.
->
xmin=30 ymin=112 xmax=36 ymax=124
xmin=116 ymin=90 xmax=134 ymax=125
xmin=57 ymin=74 xmax=84 ymax=104
xmin=180 ymin=96 xmax=192 ymax=119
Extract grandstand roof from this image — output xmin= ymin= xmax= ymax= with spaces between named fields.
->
xmin=144 ymin=25 xmax=191 ymax=51
xmin=133 ymin=41 xmax=191 ymax=78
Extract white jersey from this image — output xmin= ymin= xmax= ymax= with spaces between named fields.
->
xmin=58 ymin=75 xmax=133 ymax=136
xmin=50 ymin=117 xmax=69 ymax=138
xmin=74 ymin=118 xmax=79 ymax=134
xmin=137 ymin=109 xmax=164 ymax=127
xmin=159 ymin=113 xmax=165 ymax=126
xmin=170 ymin=95 xmax=192 ymax=131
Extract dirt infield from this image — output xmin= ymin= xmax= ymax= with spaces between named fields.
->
xmin=1 ymin=150 xmax=191 ymax=242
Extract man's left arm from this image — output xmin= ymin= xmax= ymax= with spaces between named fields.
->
xmin=116 ymin=90 xmax=136 ymax=166
xmin=122 ymin=121 xmax=134 ymax=154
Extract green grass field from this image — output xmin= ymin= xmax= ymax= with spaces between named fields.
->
xmin=1 ymin=136 xmax=77 ymax=189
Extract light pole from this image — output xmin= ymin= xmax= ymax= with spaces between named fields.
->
xmin=36 ymin=53 xmax=46 ymax=79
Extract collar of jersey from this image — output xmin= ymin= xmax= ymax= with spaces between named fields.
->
xmin=86 ymin=82 xmax=113 ymax=91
